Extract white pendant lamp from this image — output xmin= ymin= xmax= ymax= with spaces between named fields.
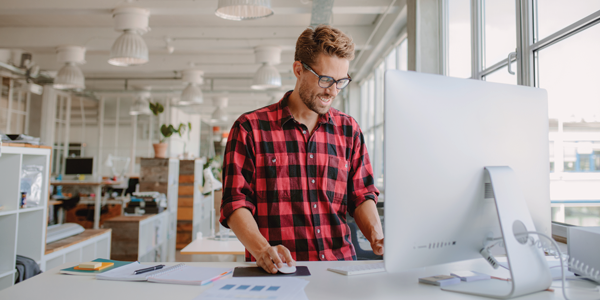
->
xmin=215 ymin=0 xmax=274 ymax=21
xmin=108 ymin=6 xmax=150 ymax=67
xmin=54 ymin=46 xmax=86 ymax=90
xmin=129 ymin=89 xmax=152 ymax=115
xmin=177 ymin=69 xmax=204 ymax=106
xmin=251 ymin=46 xmax=282 ymax=90
xmin=211 ymin=97 xmax=229 ymax=122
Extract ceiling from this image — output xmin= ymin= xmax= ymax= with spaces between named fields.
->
xmin=0 ymin=0 xmax=403 ymax=122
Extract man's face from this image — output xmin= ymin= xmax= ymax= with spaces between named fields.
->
xmin=297 ymin=54 xmax=350 ymax=115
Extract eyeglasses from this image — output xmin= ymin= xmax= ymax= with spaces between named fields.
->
xmin=301 ymin=62 xmax=352 ymax=90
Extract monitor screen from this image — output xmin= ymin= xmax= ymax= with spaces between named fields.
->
xmin=64 ymin=157 xmax=94 ymax=175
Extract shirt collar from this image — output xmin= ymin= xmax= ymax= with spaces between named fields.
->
xmin=279 ymin=91 xmax=336 ymax=127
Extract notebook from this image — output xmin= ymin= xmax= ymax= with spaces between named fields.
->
xmin=60 ymin=258 xmax=133 ymax=276
xmin=96 ymin=262 xmax=232 ymax=285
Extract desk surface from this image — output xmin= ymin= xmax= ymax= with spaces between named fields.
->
xmin=181 ymin=237 xmax=245 ymax=255
xmin=1 ymin=259 xmax=596 ymax=300
xmin=50 ymin=180 xmax=123 ymax=186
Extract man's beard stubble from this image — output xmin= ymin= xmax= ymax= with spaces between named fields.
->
xmin=298 ymin=80 xmax=333 ymax=116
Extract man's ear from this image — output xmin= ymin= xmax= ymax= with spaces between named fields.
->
xmin=292 ymin=61 xmax=303 ymax=79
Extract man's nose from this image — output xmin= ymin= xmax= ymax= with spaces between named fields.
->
xmin=325 ymin=84 xmax=339 ymax=98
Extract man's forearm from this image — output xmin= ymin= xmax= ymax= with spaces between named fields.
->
xmin=227 ymin=208 xmax=271 ymax=258
xmin=353 ymin=199 xmax=384 ymax=243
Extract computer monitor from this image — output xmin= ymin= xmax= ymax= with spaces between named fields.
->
xmin=383 ymin=70 xmax=552 ymax=298
xmin=64 ymin=157 xmax=94 ymax=175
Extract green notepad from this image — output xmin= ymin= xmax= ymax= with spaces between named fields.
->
xmin=59 ymin=258 xmax=134 ymax=276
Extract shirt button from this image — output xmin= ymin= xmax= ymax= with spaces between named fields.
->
xmin=321 ymin=254 xmax=325 ymax=259
xmin=317 ymin=229 xmax=320 ymax=233
xmin=311 ymin=179 xmax=315 ymax=183
xmin=313 ymin=204 xmax=317 ymax=209
xmin=272 ymin=158 xmax=276 ymax=163
xmin=309 ymin=154 xmax=313 ymax=158
xmin=302 ymin=130 xmax=307 ymax=134
xmin=345 ymin=163 xmax=348 ymax=168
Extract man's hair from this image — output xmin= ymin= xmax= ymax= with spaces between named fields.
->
xmin=294 ymin=25 xmax=355 ymax=66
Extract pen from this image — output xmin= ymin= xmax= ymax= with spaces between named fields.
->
xmin=133 ymin=264 xmax=165 ymax=275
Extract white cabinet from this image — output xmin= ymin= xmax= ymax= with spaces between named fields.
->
xmin=0 ymin=145 xmax=50 ymax=291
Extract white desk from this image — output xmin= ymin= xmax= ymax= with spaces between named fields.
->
xmin=181 ymin=237 xmax=245 ymax=262
xmin=50 ymin=180 xmax=122 ymax=229
xmin=1 ymin=259 xmax=597 ymax=299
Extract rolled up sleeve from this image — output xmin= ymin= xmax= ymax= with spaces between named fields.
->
xmin=347 ymin=125 xmax=379 ymax=217
xmin=219 ymin=120 xmax=257 ymax=228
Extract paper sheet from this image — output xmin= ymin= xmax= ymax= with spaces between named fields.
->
xmin=194 ymin=277 xmax=309 ymax=300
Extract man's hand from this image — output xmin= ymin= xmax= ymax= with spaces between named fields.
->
xmin=256 ymin=245 xmax=296 ymax=274
xmin=371 ymin=237 xmax=384 ymax=256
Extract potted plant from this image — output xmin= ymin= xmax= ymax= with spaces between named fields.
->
xmin=149 ymin=101 xmax=168 ymax=158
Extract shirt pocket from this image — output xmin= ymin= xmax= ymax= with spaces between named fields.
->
xmin=256 ymin=154 xmax=290 ymax=201
xmin=326 ymin=156 xmax=349 ymax=203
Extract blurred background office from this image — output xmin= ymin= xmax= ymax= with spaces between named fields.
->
xmin=0 ymin=0 xmax=599 ymax=277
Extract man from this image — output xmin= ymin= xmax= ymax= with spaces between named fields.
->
xmin=220 ymin=25 xmax=384 ymax=274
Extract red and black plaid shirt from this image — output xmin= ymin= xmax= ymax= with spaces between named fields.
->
xmin=220 ymin=91 xmax=379 ymax=261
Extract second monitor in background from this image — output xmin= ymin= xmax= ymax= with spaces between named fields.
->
xmin=64 ymin=157 xmax=94 ymax=177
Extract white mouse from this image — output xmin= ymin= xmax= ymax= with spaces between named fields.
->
xmin=277 ymin=265 xmax=297 ymax=274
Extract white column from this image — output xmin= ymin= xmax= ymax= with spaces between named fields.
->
xmin=40 ymin=85 xmax=57 ymax=147
xmin=407 ymin=0 xmax=443 ymax=74
xmin=24 ymin=91 xmax=31 ymax=135
xmin=130 ymin=114 xmax=137 ymax=175
xmin=79 ymin=97 xmax=86 ymax=156
xmin=6 ymin=79 xmax=13 ymax=132
xmin=61 ymin=96 xmax=71 ymax=175
xmin=97 ymin=97 xmax=105 ymax=177
xmin=114 ymin=97 xmax=120 ymax=156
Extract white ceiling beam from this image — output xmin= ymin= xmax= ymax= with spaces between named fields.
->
xmin=0 ymin=0 xmax=397 ymax=15
xmin=0 ymin=26 xmax=373 ymax=51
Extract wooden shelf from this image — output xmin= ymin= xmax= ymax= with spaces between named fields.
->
xmin=2 ymin=143 xmax=51 ymax=149
xmin=45 ymin=229 xmax=112 ymax=255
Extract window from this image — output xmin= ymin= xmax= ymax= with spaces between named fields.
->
xmin=448 ymin=0 xmax=472 ymax=78
xmin=0 ymin=78 xmax=29 ymax=135
xmin=444 ymin=1 xmax=600 ymax=226
xmin=356 ymin=38 xmax=408 ymax=191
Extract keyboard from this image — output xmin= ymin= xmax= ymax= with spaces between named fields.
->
xmin=327 ymin=262 xmax=385 ymax=276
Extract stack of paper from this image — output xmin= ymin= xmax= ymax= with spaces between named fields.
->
xmin=194 ymin=278 xmax=309 ymax=300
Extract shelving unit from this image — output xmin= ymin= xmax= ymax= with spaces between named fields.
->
xmin=42 ymin=229 xmax=111 ymax=272
xmin=138 ymin=158 xmax=179 ymax=262
xmin=0 ymin=145 xmax=50 ymax=291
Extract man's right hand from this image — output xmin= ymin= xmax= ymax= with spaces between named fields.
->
xmin=256 ymin=245 xmax=296 ymax=274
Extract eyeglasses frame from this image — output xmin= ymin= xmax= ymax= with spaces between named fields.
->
xmin=301 ymin=62 xmax=352 ymax=90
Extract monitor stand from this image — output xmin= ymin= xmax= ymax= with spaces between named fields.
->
xmin=442 ymin=166 xmax=551 ymax=299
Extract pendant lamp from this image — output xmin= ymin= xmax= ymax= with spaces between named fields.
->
xmin=215 ymin=0 xmax=274 ymax=21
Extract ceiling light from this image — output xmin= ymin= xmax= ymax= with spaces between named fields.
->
xmin=54 ymin=46 xmax=86 ymax=90
xmin=211 ymin=97 xmax=229 ymax=123
xmin=252 ymin=63 xmax=281 ymax=90
xmin=215 ymin=0 xmax=274 ymax=21
xmin=176 ymin=69 xmax=204 ymax=106
xmin=179 ymin=83 xmax=203 ymax=105
xmin=109 ymin=30 xmax=149 ymax=66
xmin=251 ymin=46 xmax=282 ymax=90
xmin=129 ymin=90 xmax=152 ymax=115
xmin=108 ymin=6 xmax=150 ymax=67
